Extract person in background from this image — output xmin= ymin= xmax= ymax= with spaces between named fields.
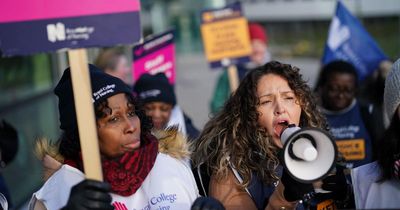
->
xmin=95 ymin=47 xmax=133 ymax=86
xmin=29 ymin=65 xmax=199 ymax=210
xmin=0 ymin=120 xmax=18 ymax=210
xmin=134 ymin=73 xmax=200 ymax=141
xmin=193 ymin=61 xmax=350 ymax=210
xmin=315 ymin=60 xmax=375 ymax=169
xmin=358 ymin=60 xmax=393 ymax=156
xmin=210 ymin=22 xmax=271 ymax=115
xmin=351 ymin=58 xmax=400 ymax=209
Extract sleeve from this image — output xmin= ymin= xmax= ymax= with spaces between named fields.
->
xmin=210 ymin=71 xmax=231 ymax=115
xmin=30 ymin=165 xmax=85 ymax=210
xmin=209 ymin=170 xmax=258 ymax=210
xmin=266 ymin=181 xmax=298 ymax=210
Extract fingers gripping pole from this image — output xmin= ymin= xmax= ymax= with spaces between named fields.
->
xmin=68 ymin=49 xmax=103 ymax=181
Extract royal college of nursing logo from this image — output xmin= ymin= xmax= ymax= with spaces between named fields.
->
xmin=46 ymin=22 xmax=95 ymax=43
xmin=47 ymin=23 xmax=66 ymax=42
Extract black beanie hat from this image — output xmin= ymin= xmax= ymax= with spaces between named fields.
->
xmin=133 ymin=73 xmax=176 ymax=106
xmin=54 ymin=64 xmax=132 ymax=131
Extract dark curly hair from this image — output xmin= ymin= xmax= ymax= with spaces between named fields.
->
xmin=58 ymin=93 xmax=152 ymax=166
xmin=192 ymin=61 xmax=327 ymax=187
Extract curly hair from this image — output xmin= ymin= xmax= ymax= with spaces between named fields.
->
xmin=192 ymin=61 xmax=327 ymax=187
xmin=59 ymin=93 xmax=152 ymax=165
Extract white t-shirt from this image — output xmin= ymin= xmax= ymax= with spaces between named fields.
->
xmin=30 ymin=153 xmax=199 ymax=210
xmin=351 ymin=161 xmax=400 ymax=209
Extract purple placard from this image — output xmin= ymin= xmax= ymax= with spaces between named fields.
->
xmin=133 ymin=30 xmax=175 ymax=84
xmin=0 ymin=0 xmax=141 ymax=56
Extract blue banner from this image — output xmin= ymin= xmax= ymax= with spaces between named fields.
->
xmin=322 ymin=1 xmax=387 ymax=81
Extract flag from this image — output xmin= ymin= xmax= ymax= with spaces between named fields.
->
xmin=322 ymin=1 xmax=387 ymax=81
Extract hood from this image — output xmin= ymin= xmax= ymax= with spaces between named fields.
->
xmin=152 ymin=126 xmax=191 ymax=160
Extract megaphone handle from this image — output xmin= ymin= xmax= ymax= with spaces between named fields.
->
xmin=288 ymin=134 xmax=317 ymax=161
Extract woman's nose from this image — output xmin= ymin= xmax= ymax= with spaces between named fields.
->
xmin=124 ymin=117 xmax=137 ymax=133
xmin=274 ymin=100 xmax=286 ymax=115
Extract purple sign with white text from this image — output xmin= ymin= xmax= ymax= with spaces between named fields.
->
xmin=0 ymin=0 xmax=141 ymax=56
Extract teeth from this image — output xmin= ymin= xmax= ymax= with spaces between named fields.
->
xmin=278 ymin=121 xmax=288 ymax=125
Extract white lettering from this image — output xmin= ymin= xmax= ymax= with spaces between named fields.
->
xmin=145 ymin=55 xmax=165 ymax=70
xmin=47 ymin=23 xmax=66 ymax=42
xmin=46 ymin=22 xmax=95 ymax=43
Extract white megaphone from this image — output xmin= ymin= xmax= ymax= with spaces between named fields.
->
xmin=280 ymin=124 xmax=337 ymax=183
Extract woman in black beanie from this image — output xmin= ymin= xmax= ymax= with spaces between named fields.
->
xmin=134 ymin=73 xmax=199 ymax=141
xmin=29 ymin=65 xmax=199 ymax=210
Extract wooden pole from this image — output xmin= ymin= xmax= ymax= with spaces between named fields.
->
xmin=227 ymin=65 xmax=239 ymax=92
xmin=68 ymin=49 xmax=103 ymax=181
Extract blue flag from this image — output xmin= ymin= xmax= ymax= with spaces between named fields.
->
xmin=322 ymin=1 xmax=387 ymax=81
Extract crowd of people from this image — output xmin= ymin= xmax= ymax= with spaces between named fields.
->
xmin=0 ymin=22 xmax=398 ymax=210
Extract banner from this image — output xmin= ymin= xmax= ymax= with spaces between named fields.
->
xmin=200 ymin=2 xmax=251 ymax=69
xmin=322 ymin=1 xmax=387 ymax=81
xmin=133 ymin=30 xmax=176 ymax=84
xmin=0 ymin=0 xmax=141 ymax=56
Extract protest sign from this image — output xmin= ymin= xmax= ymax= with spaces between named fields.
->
xmin=200 ymin=2 xmax=251 ymax=91
xmin=0 ymin=0 xmax=141 ymax=56
xmin=133 ymin=30 xmax=176 ymax=84
xmin=0 ymin=0 xmax=142 ymax=181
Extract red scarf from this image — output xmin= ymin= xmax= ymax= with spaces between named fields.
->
xmin=65 ymin=133 xmax=158 ymax=196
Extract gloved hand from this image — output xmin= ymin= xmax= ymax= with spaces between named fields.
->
xmin=281 ymin=168 xmax=314 ymax=202
xmin=61 ymin=179 xmax=114 ymax=210
xmin=0 ymin=120 xmax=18 ymax=166
xmin=321 ymin=164 xmax=348 ymax=201
xmin=191 ymin=197 xmax=225 ymax=210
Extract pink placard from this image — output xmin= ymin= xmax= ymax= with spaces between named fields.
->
xmin=133 ymin=44 xmax=176 ymax=84
xmin=0 ymin=0 xmax=140 ymax=23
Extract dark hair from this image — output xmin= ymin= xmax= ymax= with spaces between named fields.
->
xmin=377 ymin=114 xmax=400 ymax=181
xmin=192 ymin=61 xmax=327 ymax=187
xmin=315 ymin=60 xmax=359 ymax=91
xmin=58 ymin=93 xmax=152 ymax=164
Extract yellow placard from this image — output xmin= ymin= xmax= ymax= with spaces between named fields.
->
xmin=317 ymin=199 xmax=336 ymax=210
xmin=201 ymin=17 xmax=252 ymax=62
xmin=336 ymin=139 xmax=365 ymax=160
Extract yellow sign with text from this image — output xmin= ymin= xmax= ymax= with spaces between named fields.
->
xmin=317 ymin=199 xmax=336 ymax=210
xmin=336 ymin=139 xmax=365 ymax=160
xmin=201 ymin=17 xmax=252 ymax=62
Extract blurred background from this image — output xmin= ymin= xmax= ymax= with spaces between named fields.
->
xmin=0 ymin=0 xmax=399 ymax=208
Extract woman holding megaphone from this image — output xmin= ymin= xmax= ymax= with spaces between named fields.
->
xmin=192 ymin=61 xmax=353 ymax=210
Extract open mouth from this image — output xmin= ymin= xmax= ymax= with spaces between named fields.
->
xmin=274 ymin=120 xmax=289 ymax=137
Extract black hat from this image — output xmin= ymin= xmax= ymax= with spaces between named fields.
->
xmin=133 ymin=73 xmax=176 ymax=106
xmin=54 ymin=64 xmax=132 ymax=131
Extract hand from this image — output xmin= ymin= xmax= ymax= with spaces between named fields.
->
xmin=0 ymin=120 xmax=18 ymax=165
xmin=321 ymin=164 xmax=348 ymax=200
xmin=281 ymin=169 xmax=314 ymax=202
xmin=61 ymin=179 xmax=114 ymax=210
xmin=191 ymin=197 xmax=225 ymax=210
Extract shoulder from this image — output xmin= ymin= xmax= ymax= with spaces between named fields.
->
xmin=153 ymin=153 xmax=191 ymax=173
xmin=153 ymin=127 xmax=191 ymax=160
xmin=209 ymin=170 xmax=257 ymax=210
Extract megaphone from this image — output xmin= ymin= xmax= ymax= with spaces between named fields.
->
xmin=280 ymin=124 xmax=337 ymax=183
